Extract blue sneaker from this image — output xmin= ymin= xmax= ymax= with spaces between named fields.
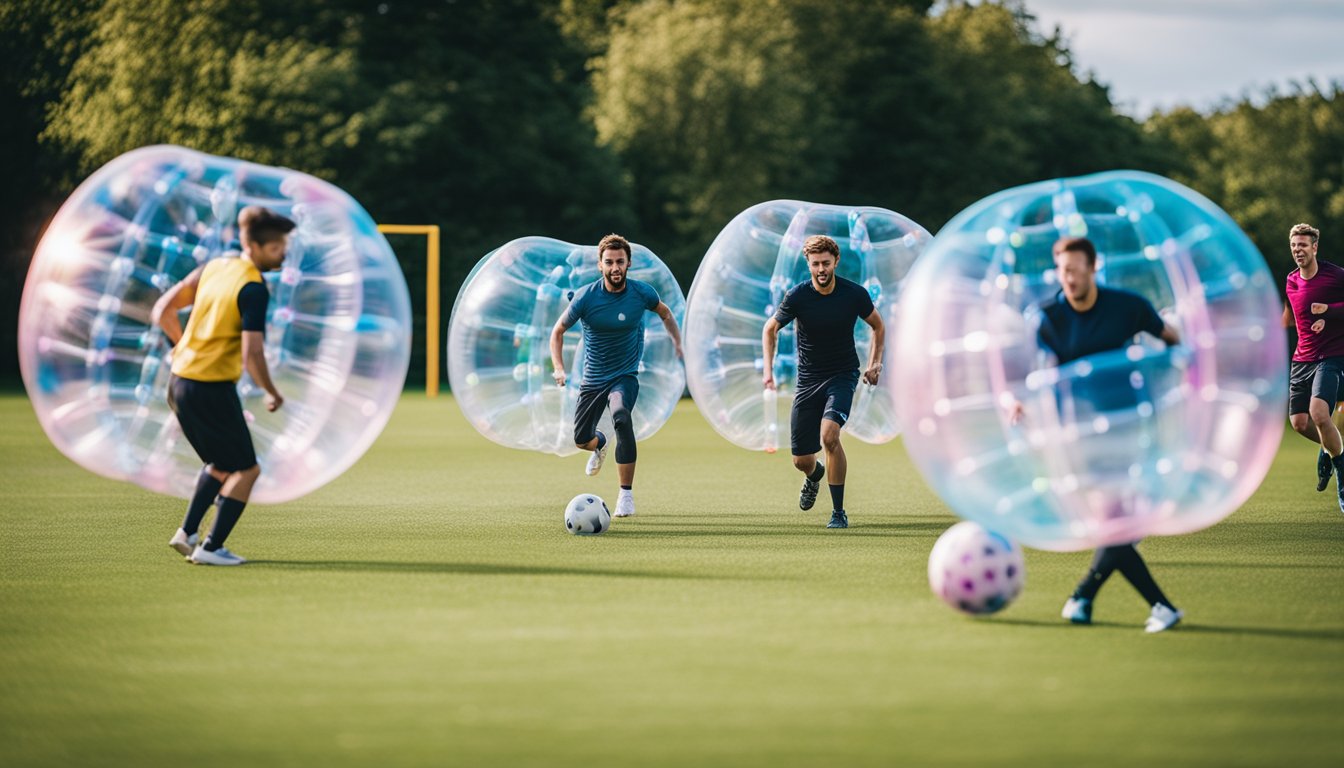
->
xmin=1318 ymin=449 xmax=1332 ymax=492
xmin=1061 ymin=596 xmax=1093 ymax=624
xmin=826 ymin=509 xmax=848 ymax=529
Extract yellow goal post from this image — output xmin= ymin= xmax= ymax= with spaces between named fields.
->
xmin=376 ymin=224 xmax=441 ymax=397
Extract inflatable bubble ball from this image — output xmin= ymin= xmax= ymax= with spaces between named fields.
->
xmin=684 ymin=200 xmax=930 ymax=452
xmin=447 ymin=236 xmax=685 ymax=456
xmin=18 ymin=145 xmax=412 ymax=503
xmin=892 ymin=170 xmax=1285 ymax=551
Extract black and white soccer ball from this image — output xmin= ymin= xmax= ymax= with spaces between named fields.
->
xmin=565 ymin=494 xmax=611 ymax=536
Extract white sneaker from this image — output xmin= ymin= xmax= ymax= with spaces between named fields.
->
xmin=614 ymin=490 xmax=635 ymax=518
xmin=585 ymin=441 xmax=608 ymax=476
xmin=1144 ymin=603 xmax=1183 ymax=633
xmin=169 ymin=528 xmax=199 ymax=557
xmin=1061 ymin=597 xmax=1092 ymax=624
xmin=189 ymin=545 xmax=247 ymax=566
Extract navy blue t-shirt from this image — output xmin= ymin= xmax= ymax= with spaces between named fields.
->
xmin=562 ymin=278 xmax=660 ymax=387
xmin=773 ymin=277 xmax=875 ymax=384
xmin=1036 ymin=286 xmax=1165 ymax=364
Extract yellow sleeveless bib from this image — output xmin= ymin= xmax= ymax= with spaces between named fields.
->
xmin=170 ymin=257 xmax=263 ymax=382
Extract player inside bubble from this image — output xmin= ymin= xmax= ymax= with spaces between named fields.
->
xmin=893 ymin=170 xmax=1285 ymax=556
xmin=684 ymin=200 xmax=929 ymax=453
xmin=18 ymin=146 xmax=412 ymax=513
xmin=447 ymin=235 xmax=686 ymax=481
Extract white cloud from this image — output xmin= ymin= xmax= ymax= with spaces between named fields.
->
xmin=1017 ymin=0 xmax=1344 ymax=115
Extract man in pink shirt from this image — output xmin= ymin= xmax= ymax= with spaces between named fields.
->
xmin=1282 ymin=222 xmax=1344 ymax=512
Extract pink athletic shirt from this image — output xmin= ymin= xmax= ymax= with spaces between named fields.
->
xmin=1286 ymin=259 xmax=1344 ymax=362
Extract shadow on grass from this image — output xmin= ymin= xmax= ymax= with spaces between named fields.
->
xmin=248 ymin=559 xmax=756 ymax=581
xmin=990 ymin=616 xmax=1344 ymax=642
xmin=1173 ymin=624 xmax=1344 ymax=642
xmin=1155 ymin=560 xmax=1342 ymax=570
xmin=618 ymin=517 xmax=950 ymax=539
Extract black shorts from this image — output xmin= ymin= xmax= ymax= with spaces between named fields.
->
xmin=1289 ymin=357 xmax=1344 ymax=415
xmin=574 ymin=374 xmax=640 ymax=445
xmin=168 ymin=375 xmax=258 ymax=472
xmin=790 ymin=371 xmax=859 ymax=456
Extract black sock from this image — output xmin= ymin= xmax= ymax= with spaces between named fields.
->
xmin=182 ymin=467 xmax=223 ymax=536
xmin=829 ymin=484 xmax=844 ymax=511
xmin=595 ymin=431 xmax=607 ymax=451
xmin=620 ymin=485 xmax=631 ymax=491
xmin=807 ymin=463 xmax=825 ymax=483
xmin=203 ymin=497 xmax=246 ymax=551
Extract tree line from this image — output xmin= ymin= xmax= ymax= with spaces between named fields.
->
xmin=2 ymin=0 xmax=1339 ymax=385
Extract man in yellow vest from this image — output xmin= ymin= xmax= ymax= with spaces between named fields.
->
xmin=151 ymin=206 xmax=293 ymax=565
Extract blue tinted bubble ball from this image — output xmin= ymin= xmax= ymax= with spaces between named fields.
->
xmin=893 ymin=171 xmax=1286 ymax=551
xmin=684 ymin=200 xmax=930 ymax=452
xmin=447 ymin=237 xmax=685 ymax=455
xmin=18 ymin=146 xmax=412 ymax=503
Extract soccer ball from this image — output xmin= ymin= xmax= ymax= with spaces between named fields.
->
xmin=928 ymin=521 xmax=1025 ymax=615
xmin=565 ymin=494 xmax=611 ymax=536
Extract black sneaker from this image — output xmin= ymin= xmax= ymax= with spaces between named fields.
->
xmin=826 ymin=509 xmax=848 ymax=529
xmin=1318 ymin=449 xmax=1332 ymax=492
xmin=799 ymin=477 xmax=820 ymax=511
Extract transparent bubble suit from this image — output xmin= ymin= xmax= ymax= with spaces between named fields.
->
xmin=447 ymin=237 xmax=686 ymax=456
xmin=18 ymin=145 xmax=412 ymax=503
xmin=684 ymin=200 xmax=930 ymax=452
xmin=892 ymin=170 xmax=1286 ymax=551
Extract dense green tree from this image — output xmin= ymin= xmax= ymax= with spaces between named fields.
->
xmin=0 ymin=0 xmax=102 ymax=385
xmin=593 ymin=0 xmax=849 ymax=280
xmin=591 ymin=0 xmax=1159 ymax=280
xmin=900 ymin=2 xmax=1162 ymax=219
xmin=5 ymin=0 xmax=1337 ymax=388
xmin=1147 ymin=82 xmax=1343 ymax=280
xmin=36 ymin=0 xmax=633 ymax=385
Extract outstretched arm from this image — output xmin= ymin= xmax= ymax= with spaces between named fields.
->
xmin=150 ymin=265 xmax=205 ymax=345
xmin=653 ymin=301 xmax=683 ymax=359
xmin=550 ymin=316 xmax=573 ymax=387
xmin=861 ymin=308 xmax=884 ymax=385
xmin=761 ymin=317 xmax=780 ymax=390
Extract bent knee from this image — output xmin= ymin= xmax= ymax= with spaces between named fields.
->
xmin=820 ymin=429 xmax=842 ymax=452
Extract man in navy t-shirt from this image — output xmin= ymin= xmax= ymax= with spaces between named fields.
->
xmin=1021 ymin=236 xmax=1184 ymax=633
xmin=762 ymin=235 xmax=885 ymax=530
xmin=550 ymin=234 xmax=683 ymax=519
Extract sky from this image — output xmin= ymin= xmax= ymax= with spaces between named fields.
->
xmin=1012 ymin=0 xmax=1344 ymax=116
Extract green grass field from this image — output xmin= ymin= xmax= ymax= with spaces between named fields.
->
xmin=2 ymin=394 xmax=1341 ymax=767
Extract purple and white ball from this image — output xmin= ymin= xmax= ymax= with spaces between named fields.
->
xmin=928 ymin=521 xmax=1025 ymax=615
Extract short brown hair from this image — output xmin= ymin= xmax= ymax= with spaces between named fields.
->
xmin=802 ymin=235 xmax=840 ymax=259
xmin=239 ymin=206 xmax=296 ymax=245
xmin=1053 ymin=236 xmax=1096 ymax=267
xmin=1290 ymin=223 xmax=1319 ymax=244
xmin=597 ymin=233 xmax=632 ymax=260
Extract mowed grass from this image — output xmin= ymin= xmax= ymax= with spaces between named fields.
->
xmin=1 ymin=393 xmax=1342 ymax=768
